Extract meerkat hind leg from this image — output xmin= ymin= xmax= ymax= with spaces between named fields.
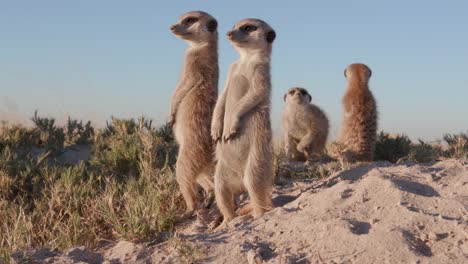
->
xmin=175 ymin=148 xmax=201 ymax=221
xmin=286 ymin=138 xmax=305 ymax=162
xmin=303 ymin=146 xmax=321 ymax=166
xmin=214 ymin=163 xmax=238 ymax=224
xmin=244 ymin=159 xmax=273 ymax=218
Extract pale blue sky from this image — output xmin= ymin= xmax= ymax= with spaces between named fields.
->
xmin=0 ymin=0 xmax=467 ymax=140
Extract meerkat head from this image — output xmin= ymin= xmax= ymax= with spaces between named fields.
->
xmin=344 ymin=63 xmax=372 ymax=84
xmin=227 ymin=18 xmax=276 ymax=52
xmin=284 ymin=87 xmax=312 ymax=105
xmin=170 ymin=11 xmax=218 ymax=44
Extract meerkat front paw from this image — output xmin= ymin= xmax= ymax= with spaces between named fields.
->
xmin=223 ymin=117 xmax=240 ymax=142
xmin=211 ymin=122 xmax=223 ymax=142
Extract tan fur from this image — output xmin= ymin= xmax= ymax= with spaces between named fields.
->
xmin=169 ymin=11 xmax=219 ymax=220
xmin=338 ymin=63 xmax=377 ymax=162
xmin=281 ymin=87 xmax=329 ymax=163
xmin=211 ymin=18 xmax=276 ymax=225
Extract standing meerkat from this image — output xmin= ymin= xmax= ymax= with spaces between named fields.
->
xmin=338 ymin=63 xmax=377 ymax=162
xmin=281 ymin=87 xmax=329 ymax=164
xmin=211 ymin=18 xmax=276 ymax=225
xmin=169 ymin=11 xmax=218 ymax=220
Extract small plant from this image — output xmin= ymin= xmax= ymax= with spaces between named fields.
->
xmin=443 ymin=132 xmax=468 ymax=159
xmin=168 ymin=235 xmax=206 ymax=263
xmin=31 ymin=110 xmax=65 ymax=155
xmin=402 ymin=140 xmax=443 ymax=163
xmin=374 ymin=131 xmax=412 ymax=163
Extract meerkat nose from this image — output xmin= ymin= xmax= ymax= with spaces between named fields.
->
xmin=227 ymin=31 xmax=233 ymax=37
xmin=170 ymin=25 xmax=176 ymax=31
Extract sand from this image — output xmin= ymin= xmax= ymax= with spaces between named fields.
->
xmin=12 ymin=160 xmax=468 ymax=263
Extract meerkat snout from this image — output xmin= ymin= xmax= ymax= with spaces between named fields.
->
xmin=284 ymin=87 xmax=312 ymax=104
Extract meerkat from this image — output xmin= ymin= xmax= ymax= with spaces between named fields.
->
xmin=211 ymin=18 xmax=276 ymax=226
xmin=281 ymin=87 xmax=329 ymax=164
xmin=168 ymin=11 xmax=219 ymax=220
xmin=338 ymin=63 xmax=377 ymax=162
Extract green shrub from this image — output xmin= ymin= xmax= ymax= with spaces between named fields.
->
xmin=0 ymin=122 xmax=36 ymax=150
xmin=374 ymin=131 xmax=412 ymax=163
xmin=91 ymin=117 xmax=177 ymax=180
xmin=64 ymin=117 xmax=94 ymax=145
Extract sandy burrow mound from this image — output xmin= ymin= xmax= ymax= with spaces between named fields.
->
xmin=14 ymin=160 xmax=468 ymax=264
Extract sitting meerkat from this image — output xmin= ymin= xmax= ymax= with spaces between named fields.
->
xmin=338 ymin=63 xmax=378 ymax=162
xmin=281 ymin=87 xmax=329 ymax=164
xmin=211 ymin=18 xmax=276 ymax=225
xmin=168 ymin=11 xmax=219 ymax=220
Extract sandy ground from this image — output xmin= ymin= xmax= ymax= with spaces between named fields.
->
xmin=13 ymin=160 xmax=468 ymax=263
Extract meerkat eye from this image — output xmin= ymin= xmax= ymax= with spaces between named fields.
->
xmin=241 ymin=25 xmax=257 ymax=32
xmin=300 ymin=90 xmax=307 ymax=96
xmin=288 ymin=90 xmax=295 ymax=95
xmin=184 ymin=17 xmax=198 ymax=24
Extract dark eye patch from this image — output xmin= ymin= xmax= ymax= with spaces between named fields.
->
xmin=300 ymin=90 xmax=307 ymax=95
xmin=288 ymin=90 xmax=295 ymax=95
xmin=240 ymin=24 xmax=257 ymax=32
xmin=184 ymin=17 xmax=198 ymax=25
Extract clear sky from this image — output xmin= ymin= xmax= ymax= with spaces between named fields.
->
xmin=0 ymin=0 xmax=467 ymax=141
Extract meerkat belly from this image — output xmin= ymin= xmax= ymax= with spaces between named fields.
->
xmin=288 ymin=112 xmax=309 ymax=141
xmin=218 ymin=105 xmax=271 ymax=171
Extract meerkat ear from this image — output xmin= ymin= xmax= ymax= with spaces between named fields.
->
xmin=283 ymin=93 xmax=287 ymax=102
xmin=368 ymin=68 xmax=372 ymax=78
xmin=266 ymin=30 xmax=276 ymax=43
xmin=207 ymin=19 xmax=217 ymax=32
xmin=307 ymin=93 xmax=312 ymax=103
xmin=344 ymin=69 xmax=347 ymax=78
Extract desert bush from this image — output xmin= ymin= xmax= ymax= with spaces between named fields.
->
xmin=443 ymin=132 xmax=468 ymax=159
xmin=64 ymin=117 xmax=94 ymax=145
xmin=0 ymin=122 xmax=36 ymax=150
xmin=374 ymin=131 xmax=412 ymax=163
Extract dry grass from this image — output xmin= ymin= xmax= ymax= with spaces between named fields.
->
xmin=443 ymin=132 xmax=468 ymax=159
xmin=273 ymin=139 xmax=357 ymax=181
xmin=0 ymin=114 xmax=181 ymax=262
